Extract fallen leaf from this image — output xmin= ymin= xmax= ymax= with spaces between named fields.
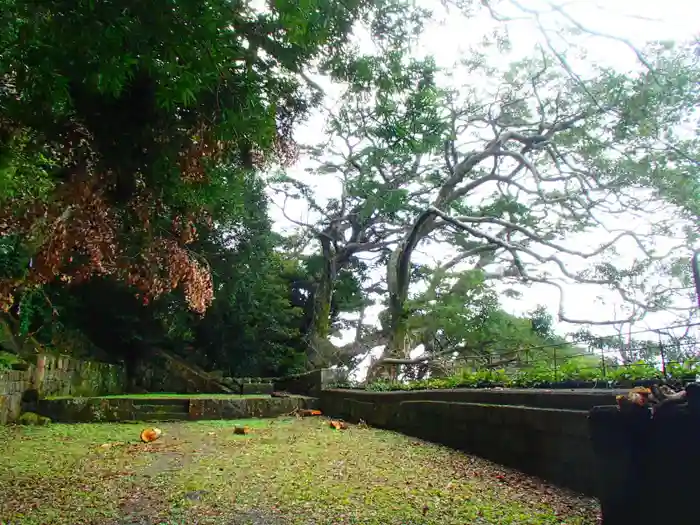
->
xmin=298 ymin=409 xmax=322 ymax=417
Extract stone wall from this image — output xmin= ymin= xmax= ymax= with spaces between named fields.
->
xmin=0 ymin=354 xmax=126 ymax=424
xmin=0 ymin=368 xmax=31 ymax=424
xmin=188 ymin=396 xmax=318 ymax=421
xmin=36 ymin=395 xmax=319 ymax=423
xmin=320 ymin=388 xmax=601 ymax=496
xmin=319 ymin=387 xmax=623 ymax=411
xmin=274 ymin=369 xmax=343 ymax=397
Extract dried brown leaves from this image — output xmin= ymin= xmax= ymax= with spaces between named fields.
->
xmin=0 ymin=176 xmax=214 ymax=314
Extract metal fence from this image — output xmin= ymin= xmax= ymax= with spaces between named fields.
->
xmin=405 ymin=321 xmax=700 ymax=383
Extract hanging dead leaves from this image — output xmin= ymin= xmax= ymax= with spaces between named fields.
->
xmin=0 ymin=175 xmax=215 ymax=314
xmin=0 ymin=117 xmax=217 ymax=315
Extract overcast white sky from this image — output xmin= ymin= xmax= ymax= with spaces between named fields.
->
xmin=265 ymin=0 xmax=699 ymax=373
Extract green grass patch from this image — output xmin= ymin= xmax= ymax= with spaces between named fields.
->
xmin=46 ymin=393 xmax=271 ymax=400
xmin=0 ymin=419 xmax=599 ymax=525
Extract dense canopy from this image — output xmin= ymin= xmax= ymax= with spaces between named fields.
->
xmin=1 ymin=0 xmax=698 ymax=381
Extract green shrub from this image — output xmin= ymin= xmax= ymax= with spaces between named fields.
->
xmin=17 ymin=412 xmax=51 ymax=426
xmin=558 ymin=361 xmax=603 ymax=381
xmin=666 ymin=359 xmax=700 ymax=380
xmin=366 ymin=380 xmax=406 ymax=392
xmin=361 ymin=356 xmax=674 ymax=392
xmin=510 ymin=366 xmax=556 ymax=387
xmin=0 ymin=351 xmax=26 ymax=370
xmin=607 ymin=361 xmax=661 ymax=382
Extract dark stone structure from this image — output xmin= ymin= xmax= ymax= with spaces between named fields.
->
xmin=188 ymin=396 xmax=317 ymax=420
xmin=589 ymin=403 xmax=700 ymax=525
xmin=322 ymin=387 xmax=624 ymax=410
xmin=130 ymin=350 xmax=233 ymax=394
xmin=273 ymin=369 xmax=342 ymax=397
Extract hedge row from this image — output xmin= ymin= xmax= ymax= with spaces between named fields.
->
xmin=332 ymin=359 xmax=700 ymax=392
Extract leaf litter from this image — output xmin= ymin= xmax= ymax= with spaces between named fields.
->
xmin=0 ymin=418 xmax=599 ymax=524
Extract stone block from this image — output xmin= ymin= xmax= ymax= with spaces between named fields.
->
xmin=189 ymin=399 xmax=223 ymax=420
xmin=242 ymin=383 xmax=274 ymax=395
xmin=0 ymin=395 xmax=10 ymax=424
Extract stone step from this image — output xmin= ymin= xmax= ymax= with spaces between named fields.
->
xmin=133 ymin=411 xmax=190 ymax=421
xmin=132 ymin=403 xmax=189 ymax=414
xmin=131 ymin=398 xmax=190 ymax=408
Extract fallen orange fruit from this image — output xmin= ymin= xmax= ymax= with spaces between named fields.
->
xmin=140 ymin=427 xmax=162 ymax=443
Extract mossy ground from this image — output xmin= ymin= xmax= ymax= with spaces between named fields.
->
xmin=0 ymin=418 xmax=599 ymax=525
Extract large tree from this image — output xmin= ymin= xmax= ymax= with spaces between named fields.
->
xmin=279 ymin=36 xmax=699 ymax=379
xmin=269 ymin=4 xmax=434 ymax=365
xmin=0 ymin=0 xmax=439 ymax=372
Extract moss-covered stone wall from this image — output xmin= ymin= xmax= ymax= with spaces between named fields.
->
xmin=0 ymin=354 xmax=126 ymax=423
xmin=38 ymin=354 xmax=126 ymax=398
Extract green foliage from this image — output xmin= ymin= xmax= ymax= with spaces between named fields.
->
xmin=666 ymin=358 xmax=700 ymax=379
xmin=17 ymin=412 xmax=51 ymax=426
xmin=0 ymin=0 xmax=426 ymax=374
xmin=0 ymin=350 xmax=24 ymax=370
xmin=529 ymin=306 xmax=554 ymax=340
xmin=606 ymin=361 xmax=663 ymax=382
xmin=365 ymin=357 xmax=694 ymax=391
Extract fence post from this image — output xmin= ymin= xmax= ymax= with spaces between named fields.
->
xmin=553 ymin=346 xmax=558 ymax=382
xmin=600 ymin=347 xmax=607 ymax=378
xmin=656 ymin=332 xmax=668 ymax=379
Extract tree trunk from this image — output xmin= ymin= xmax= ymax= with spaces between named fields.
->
xmin=0 ymin=312 xmax=40 ymax=359
xmin=367 ymin=210 xmax=437 ymax=381
xmin=306 ymin=235 xmax=336 ymax=366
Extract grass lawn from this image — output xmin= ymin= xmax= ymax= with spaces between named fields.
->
xmin=46 ymin=393 xmax=271 ymax=400
xmin=0 ymin=418 xmax=599 ymax=525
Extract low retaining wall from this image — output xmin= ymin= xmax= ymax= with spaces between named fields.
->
xmin=320 ymin=387 xmax=623 ymax=411
xmin=36 ymin=395 xmax=319 ymax=423
xmin=320 ymin=388 xmax=598 ymax=495
xmin=188 ymin=396 xmax=317 ymax=420
xmin=0 ymin=354 xmax=125 ymax=424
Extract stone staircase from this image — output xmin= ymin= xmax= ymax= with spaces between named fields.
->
xmin=132 ymin=398 xmax=190 ymax=421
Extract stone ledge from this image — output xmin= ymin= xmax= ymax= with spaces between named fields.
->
xmin=323 ymin=387 xmax=623 ymax=411
xmin=36 ymin=395 xmax=319 ymax=423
